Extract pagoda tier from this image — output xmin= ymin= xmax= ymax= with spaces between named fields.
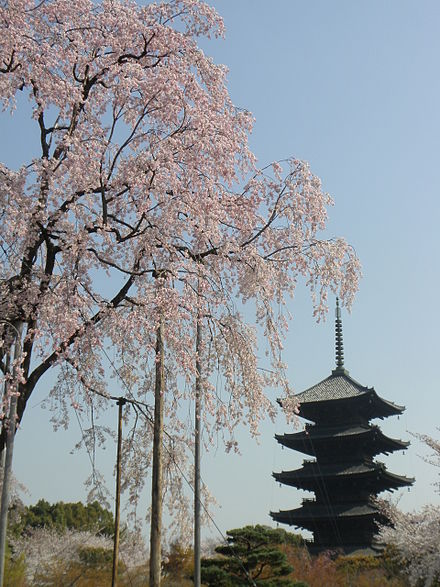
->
xmin=276 ymin=423 xmax=409 ymax=459
xmin=273 ymin=460 xmax=413 ymax=495
xmin=272 ymin=500 xmax=386 ymax=554
xmin=272 ymin=500 xmax=385 ymax=530
xmin=271 ymin=299 xmax=414 ymax=555
xmin=287 ymin=371 xmax=405 ymax=424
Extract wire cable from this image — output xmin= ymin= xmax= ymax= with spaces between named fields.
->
xmin=132 ymin=400 xmax=257 ymax=587
xmin=99 ymin=345 xmax=258 ymax=586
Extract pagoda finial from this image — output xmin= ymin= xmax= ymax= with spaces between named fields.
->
xmin=334 ymin=297 xmax=345 ymax=373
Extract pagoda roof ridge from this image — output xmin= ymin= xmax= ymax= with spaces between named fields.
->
xmin=270 ymin=501 xmax=381 ymax=522
xmin=273 ymin=460 xmax=414 ymax=485
xmin=276 ymin=422 xmax=372 ymax=439
xmin=274 ymin=460 xmax=379 ymax=479
xmin=275 ymin=423 xmax=410 ymax=446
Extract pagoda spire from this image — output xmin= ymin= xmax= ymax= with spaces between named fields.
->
xmin=333 ymin=297 xmax=347 ymax=374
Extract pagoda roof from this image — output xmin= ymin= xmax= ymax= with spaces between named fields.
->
xmin=295 ymin=372 xmax=404 ymax=412
xmin=276 ymin=424 xmax=409 ymax=454
xmin=273 ymin=460 xmax=414 ymax=490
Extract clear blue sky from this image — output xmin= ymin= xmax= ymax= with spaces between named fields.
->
xmin=5 ymin=0 xmax=440 ymax=544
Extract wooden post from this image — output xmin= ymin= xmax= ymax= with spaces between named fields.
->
xmin=149 ymin=317 xmax=165 ymax=587
xmin=0 ymin=322 xmax=22 ymax=587
xmin=194 ymin=317 xmax=202 ymax=587
xmin=112 ymin=397 xmax=126 ymax=587
xmin=0 ymin=353 xmax=10 ymax=469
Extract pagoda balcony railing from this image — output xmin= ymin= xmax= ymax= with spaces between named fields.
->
xmin=302 ymin=498 xmax=316 ymax=504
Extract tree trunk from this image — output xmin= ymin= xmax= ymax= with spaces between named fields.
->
xmin=194 ymin=317 xmax=202 ymax=587
xmin=112 ymin=397 xmax=126 ymax=587
xmin=0 ymin=322 xmax=23 ymax=587
xmin=149 ymin=318 xmax=165 ymax=587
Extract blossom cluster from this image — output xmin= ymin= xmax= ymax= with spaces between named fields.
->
xmin=378 ymin=432 xmax=440 ymax=586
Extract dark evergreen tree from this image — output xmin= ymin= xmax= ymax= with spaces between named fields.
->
xmin=201 ymin=525 xmax=306 ymax=587
xmin=17 ymin=500 xmax=114 ymax=536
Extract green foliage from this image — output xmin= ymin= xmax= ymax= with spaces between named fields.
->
xmin=18 ymin=499 xmax=114 ymax=536
xmin=201 ymin=525 xmax=304 ymax=586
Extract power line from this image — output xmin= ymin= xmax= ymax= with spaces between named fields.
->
xmin=132 ymin=401 xmax=257 ymax=587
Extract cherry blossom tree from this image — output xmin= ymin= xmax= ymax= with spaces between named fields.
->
xmin=379 ymin=503 xmax=440 ymax=587
xmin=11 ymin=525 xmax=147 ymax=584
xmin=378 ymin=433 xmax=440 ymax=587
xmin=12 ymin=527 xmax=113 ymax=584
xmin=0 ymin=0 xmax=359 ymax=436
xmin=0 ymin=0 xmax=360 ymax=584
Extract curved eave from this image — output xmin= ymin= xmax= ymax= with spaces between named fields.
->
xmin=379 ymin=437 xmax=410 ymax=453
xmin=383 ymin=470 xmax=415 ymax=488
xmin=370 ymin=390 xmax=405 ymax=417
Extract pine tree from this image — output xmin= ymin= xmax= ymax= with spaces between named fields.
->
xmin=201 ymin=525 xmax=306 ymax=587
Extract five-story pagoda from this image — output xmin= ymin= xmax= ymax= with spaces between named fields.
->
xmin=270 ymin=300 xmax=414 ymax=555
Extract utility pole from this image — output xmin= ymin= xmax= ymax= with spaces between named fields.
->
xmin=194 ymin=316 xmax=202 ymax=587
xmin=0 ymin=353 xmax=10 ymax=469
xmin=112 ymin=397 xmax=126 ymax=587
xmin=149 ymin=316 xmax=165 ymax=587
xmin=0 ymin=321 xmax=23 ymax=587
